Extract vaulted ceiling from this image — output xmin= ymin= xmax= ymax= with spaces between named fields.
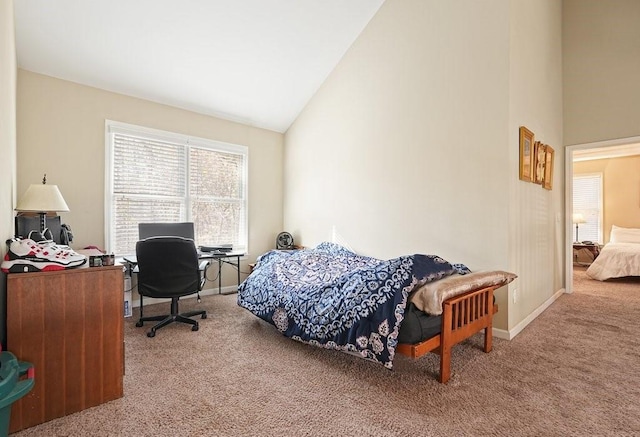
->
xmin=14 ymin=0 xmax=385 ymax=133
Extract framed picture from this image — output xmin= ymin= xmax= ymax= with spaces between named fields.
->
xmin=519 ymin=126 xmax=534 ymax=182
xmin=543 ymin=145 xmax=554 ymax=190
xmin=533 ymin=141 xmax=546 ymax=184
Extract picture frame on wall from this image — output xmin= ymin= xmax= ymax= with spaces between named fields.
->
xmin=519 ymin=126 xmax=534 ymax=182
xmin=533 ymin=141 xmax=546 ymax=185
xmin=543 ymin=145 xmax=554 ymax=190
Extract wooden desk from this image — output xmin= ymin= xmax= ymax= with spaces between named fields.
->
xmin=6 ymin=264 xmax=124 ymax=433
xmin=204 ymin=251 xmax=244 ymax=294
xmin=125 ymin=250 xmax=245 ymax=294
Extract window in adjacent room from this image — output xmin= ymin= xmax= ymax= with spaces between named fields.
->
xmin=105 ymin=121 xmax=248 ymax=256
xmin=572 ymin=173 xmax=603 ymax=244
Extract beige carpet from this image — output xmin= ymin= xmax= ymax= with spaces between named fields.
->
xmin=12 ymin=268 xmax=640 ymax=436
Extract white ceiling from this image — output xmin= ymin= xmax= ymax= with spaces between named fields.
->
xmin=14 ymin=0 xmax=385 ymax=133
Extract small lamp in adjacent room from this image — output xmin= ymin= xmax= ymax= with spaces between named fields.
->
xmin=15 ymin=174 xmax=70 ymax=233
xmin=572 ymin=213 xmax=587 ymax=243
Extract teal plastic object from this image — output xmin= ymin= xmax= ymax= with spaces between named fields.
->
xmin=0 ymin=351 xmax=34 ymax=437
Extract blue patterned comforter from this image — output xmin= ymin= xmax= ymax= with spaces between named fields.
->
xmin=238 ymin=242 xmax=465 ymax=369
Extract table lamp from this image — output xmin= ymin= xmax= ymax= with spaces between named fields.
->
xmin=572 ymin=213 xmax=587 ymax=243
xmin=15 ymin=174 xmax=70 ymax=233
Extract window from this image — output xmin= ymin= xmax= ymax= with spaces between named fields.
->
xmin=105 ymin=121 xmax=248 ymax=255
xmin=573 ymin=173 xmax=603 ymax=244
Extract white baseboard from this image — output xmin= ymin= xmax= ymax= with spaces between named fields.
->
xmin=493 ymin=288 xmax=565 ymax=340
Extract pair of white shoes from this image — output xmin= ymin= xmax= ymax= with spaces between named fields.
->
xmin=1 ymin=238 xmax=86 ymax=273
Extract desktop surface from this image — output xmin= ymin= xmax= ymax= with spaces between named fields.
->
xmin=198 ymin=250 xmax=245 ymax=258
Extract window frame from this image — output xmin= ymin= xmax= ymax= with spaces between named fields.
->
xmin=572 ymin=172 xmax=603 ymax=244
xmin=104 ymin=120 xmax=249 ymax=255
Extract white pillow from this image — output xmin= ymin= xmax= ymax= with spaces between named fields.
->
xmin=610 ymin=225 xmax=640 ymax=244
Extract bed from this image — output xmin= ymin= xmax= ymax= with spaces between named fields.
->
xmin=586 ymin=225 xmax=640 ymax=281
xmin=237 ymin=242 xmax=515 ymax=383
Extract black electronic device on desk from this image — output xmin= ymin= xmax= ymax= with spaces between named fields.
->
xmin=138 ymin=222 xmax=194 ymax=240
xmin=15 ymin=215 xmax=74 ymax=245
xmin=199 ymin=244 xmax=233 ymax=255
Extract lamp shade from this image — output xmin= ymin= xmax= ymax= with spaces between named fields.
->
xmin=572 ymin=213 xmax=587 ymax=224
xmin=15 ymin=184 xmax=70 ymax=213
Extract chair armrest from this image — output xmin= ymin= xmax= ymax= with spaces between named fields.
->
xmin=199 ymin=260 xmax=211 ymax=289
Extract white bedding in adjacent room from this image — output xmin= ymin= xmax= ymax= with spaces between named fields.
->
xmin=586 ymin=242 xmax=640 ymax=281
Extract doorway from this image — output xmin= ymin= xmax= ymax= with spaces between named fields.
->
xmin=564 ymin=136 xmax=640 ymax=294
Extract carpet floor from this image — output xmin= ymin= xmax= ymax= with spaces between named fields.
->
xmin=12 ymin=267 xmax=640 ymax=436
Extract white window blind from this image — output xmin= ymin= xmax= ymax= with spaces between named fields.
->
xmin=105 ymin=121 xmax=248 ymax=255
xmin=573 ymin=173 xmax=603 ymax=244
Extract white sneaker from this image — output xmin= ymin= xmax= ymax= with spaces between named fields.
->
xmin=1 ymin=238 xmax=87 ymax=273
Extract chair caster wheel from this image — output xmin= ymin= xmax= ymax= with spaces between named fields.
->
xmin=135 ymin=321 xmax=143 ymax=327
xmin=192 ymin=324 xmax=199 ymax=332
xmin=202 ymin=314 xmax=207 ymax=319
xmin=147 ymin=330 xmax=156 ymax=338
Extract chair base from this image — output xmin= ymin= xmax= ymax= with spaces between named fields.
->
xmin=136 ymin=296 xmax=207 ymax=337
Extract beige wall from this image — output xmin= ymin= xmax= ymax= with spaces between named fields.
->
xmin=17 ymin=70 xmax=285 ymax=290
xmin=563 ymin=0 xmax=640 ymax=145
xmin=0 ymin=0 xmax=17 ymax=345
xmin=284 ymin=0 xmax=563 ymax=334
xmin=286 ymin=0 xmax=510 ymax=267
xmin=574 ymin=156 xmax=640 ymax=242
xmin=507 ymin=1 xmax=564 ymax=331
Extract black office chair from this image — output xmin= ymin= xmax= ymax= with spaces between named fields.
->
xmin=135 ymin=236 xmax=210 ymax=337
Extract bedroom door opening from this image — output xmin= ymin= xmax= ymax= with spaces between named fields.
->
xmin=564 ymin=136 xmax=640 ymax=293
